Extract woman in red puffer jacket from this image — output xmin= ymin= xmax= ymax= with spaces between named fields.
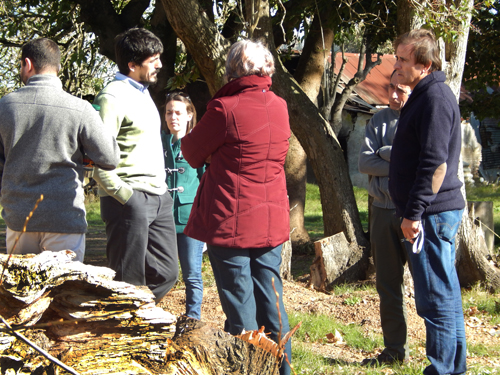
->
xmin=181 ymin=39 xmax=291 ymax=375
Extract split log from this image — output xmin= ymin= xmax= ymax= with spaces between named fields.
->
xmin=309 ymin=232 xmax=369 ymax=290
xmin=0 ymin=251 xmax=288 ymax=374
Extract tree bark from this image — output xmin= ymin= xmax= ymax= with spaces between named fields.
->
xmin=161 ymin=0 xmax=229 ymax=95
xmin=166 ymin=317 xmax=281 ymax=375
xmin=285 ymin=133 xmax=310 ymax=246
xmin=74 ymin=0 xmax=151 ymax=60
xmin=285 ymin=13 xmax=335 ymax=247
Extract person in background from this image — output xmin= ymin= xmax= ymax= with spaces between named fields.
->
xmin=162 ymin=92 xmax=205 ymax=319
xmin=358 ymin=71 xmax=411 ymax=366
xmin=181 ymin=40 xmax=292 ymax=375
xmin=0 ymin=38 xmax=119 ymax=262
xmin=93 ymin=28 xmax=178 ymax=303
xmin=389 ymin=29 xmax=466 ymax=374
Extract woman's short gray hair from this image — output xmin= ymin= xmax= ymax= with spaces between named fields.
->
xmin=224 ymin=40 xmax=275 ymax=82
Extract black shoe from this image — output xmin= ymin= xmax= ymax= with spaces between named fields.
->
xmin=361 ymin=352 xmax=406 ymax=366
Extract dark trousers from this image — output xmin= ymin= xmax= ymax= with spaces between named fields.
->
xmin=100 ymin=191 xmax=178 ymax=302
xmin=370 ymin=205 xmax=409 ymax=360
xmin=208 ymin=244 xmax=291 ymax=375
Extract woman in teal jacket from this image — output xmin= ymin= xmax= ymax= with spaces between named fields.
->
xmin=162 ymin=93 xmax=205 ymax=319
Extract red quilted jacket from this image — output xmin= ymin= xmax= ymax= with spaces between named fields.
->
xmin=181 ymin=75 xmax=290 ymax=248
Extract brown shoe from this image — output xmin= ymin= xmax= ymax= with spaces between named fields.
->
xmin=361 ymin=352 xmax=406 ymax=366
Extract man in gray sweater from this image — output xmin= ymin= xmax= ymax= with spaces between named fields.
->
xmin=358 ymin=71 xmax=411 ymax=365
xmin=0 ymin=38 xmax=119 ymax=262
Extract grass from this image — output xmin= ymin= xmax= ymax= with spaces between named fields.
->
xmin=304 ymin=183 xmax=324 ymax=240
xmin=295 ymin=183 xmax=500 ymax=374
xmin=85 ymin=195 xmax=102 ymax=226
xmin=288 ymin=311 xmax=383 ymax=351
xmin=462 ymin=283 xmax=500 ymax=325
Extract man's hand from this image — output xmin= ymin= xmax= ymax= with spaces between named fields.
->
xmin=401 ymin=218 xmax=421 ymax=244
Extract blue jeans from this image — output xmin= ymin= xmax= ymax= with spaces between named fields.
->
xmin=177 ymin=233 xmax=204 ymax=320
xmin=405 ymin=210 xmax=466 ymax=375
xmin=208 ymin=244 xmax=292 ymax=375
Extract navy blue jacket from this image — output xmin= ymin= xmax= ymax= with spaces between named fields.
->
xmin=388 ymin=71 xmax=465 ymax=220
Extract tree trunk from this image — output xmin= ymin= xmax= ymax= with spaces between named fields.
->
xmin=456 ymin=210 xmax=500 ymax=291
xmin=0 ymin=252 xmax=286 ymax=374
xmin=285 ymin=133 xmax=310 ymax=246
xmin=285 ymin=12 xmax=335 ymax=247
xmin=75 ymin=0 xmax=150 ymax=61
xmin=160 ymin=0 xmax=229 ymax=95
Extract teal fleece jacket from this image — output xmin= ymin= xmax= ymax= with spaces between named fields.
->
xmin=93 ymin=79 xmax=167 ymax=204
xmin=162 ymin=133 xmax=204 ymax=233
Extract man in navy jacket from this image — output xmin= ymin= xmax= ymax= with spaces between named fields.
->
xmin=389 ymin=29 xmax=466 ymax=374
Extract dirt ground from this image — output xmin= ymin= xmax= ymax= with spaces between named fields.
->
xmin=2 ymin=225 xmax=500 ymax=371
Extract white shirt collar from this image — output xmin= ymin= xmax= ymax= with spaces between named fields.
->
xmin=115 ymin=72 xmax=149 ymax=93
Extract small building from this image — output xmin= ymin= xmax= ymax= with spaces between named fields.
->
xmin=329 ymin=53 xmax=397 ymax=190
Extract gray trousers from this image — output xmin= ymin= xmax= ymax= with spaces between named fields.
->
xmin=100 ymin=191 xmax=178 ymax=302
xmin=370 ymin=205 xmax=409 ymax=360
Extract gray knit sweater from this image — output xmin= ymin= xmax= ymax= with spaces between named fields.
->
xmin=0 ymin=74 xmax=119 ymax=233
xmin=358 ymin=108 xmax=400 ymax=209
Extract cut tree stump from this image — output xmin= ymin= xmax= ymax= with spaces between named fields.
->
xmin=0 ymin=251 xmax=286 ymax=374
xmin=309 ymin=232 xmax=369 ymax=290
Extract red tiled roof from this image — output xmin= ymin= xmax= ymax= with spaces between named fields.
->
xmin=333 ymin=52 xmax=471 ymax=106
xmin=333 ymin=52 xmax=395 ymax=106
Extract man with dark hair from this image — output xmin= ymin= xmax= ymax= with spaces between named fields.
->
xmin=389 ymin=28 xmax=466 ymax=374
xmin=0 ymin=38 xmax=119 ymax=262
xmin=93 ymin=28 xmax=178 ymax=302
xmin=359 ymin=72 xmax=411 ymax=366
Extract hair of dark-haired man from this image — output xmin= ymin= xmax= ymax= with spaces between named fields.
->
xmin=21 ymin=38 xmax=61 ymax=73
xmin=114 ymin=28 xmax=164 ymax=76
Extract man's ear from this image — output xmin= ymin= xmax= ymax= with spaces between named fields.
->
xmin=22 ymin=57 xmax=34 ymax=72
xmin=423 ymin=61 xmax=432 ymax=74
xmin=128 ymin=61 xmax=137 ymax=73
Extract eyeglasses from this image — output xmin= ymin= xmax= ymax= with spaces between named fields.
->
xmin=166 ymin=92 xmax=190 ymax=100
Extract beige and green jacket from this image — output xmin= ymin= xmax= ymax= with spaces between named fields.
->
xmin=93 ymin=77 xmax=166 ymax=204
